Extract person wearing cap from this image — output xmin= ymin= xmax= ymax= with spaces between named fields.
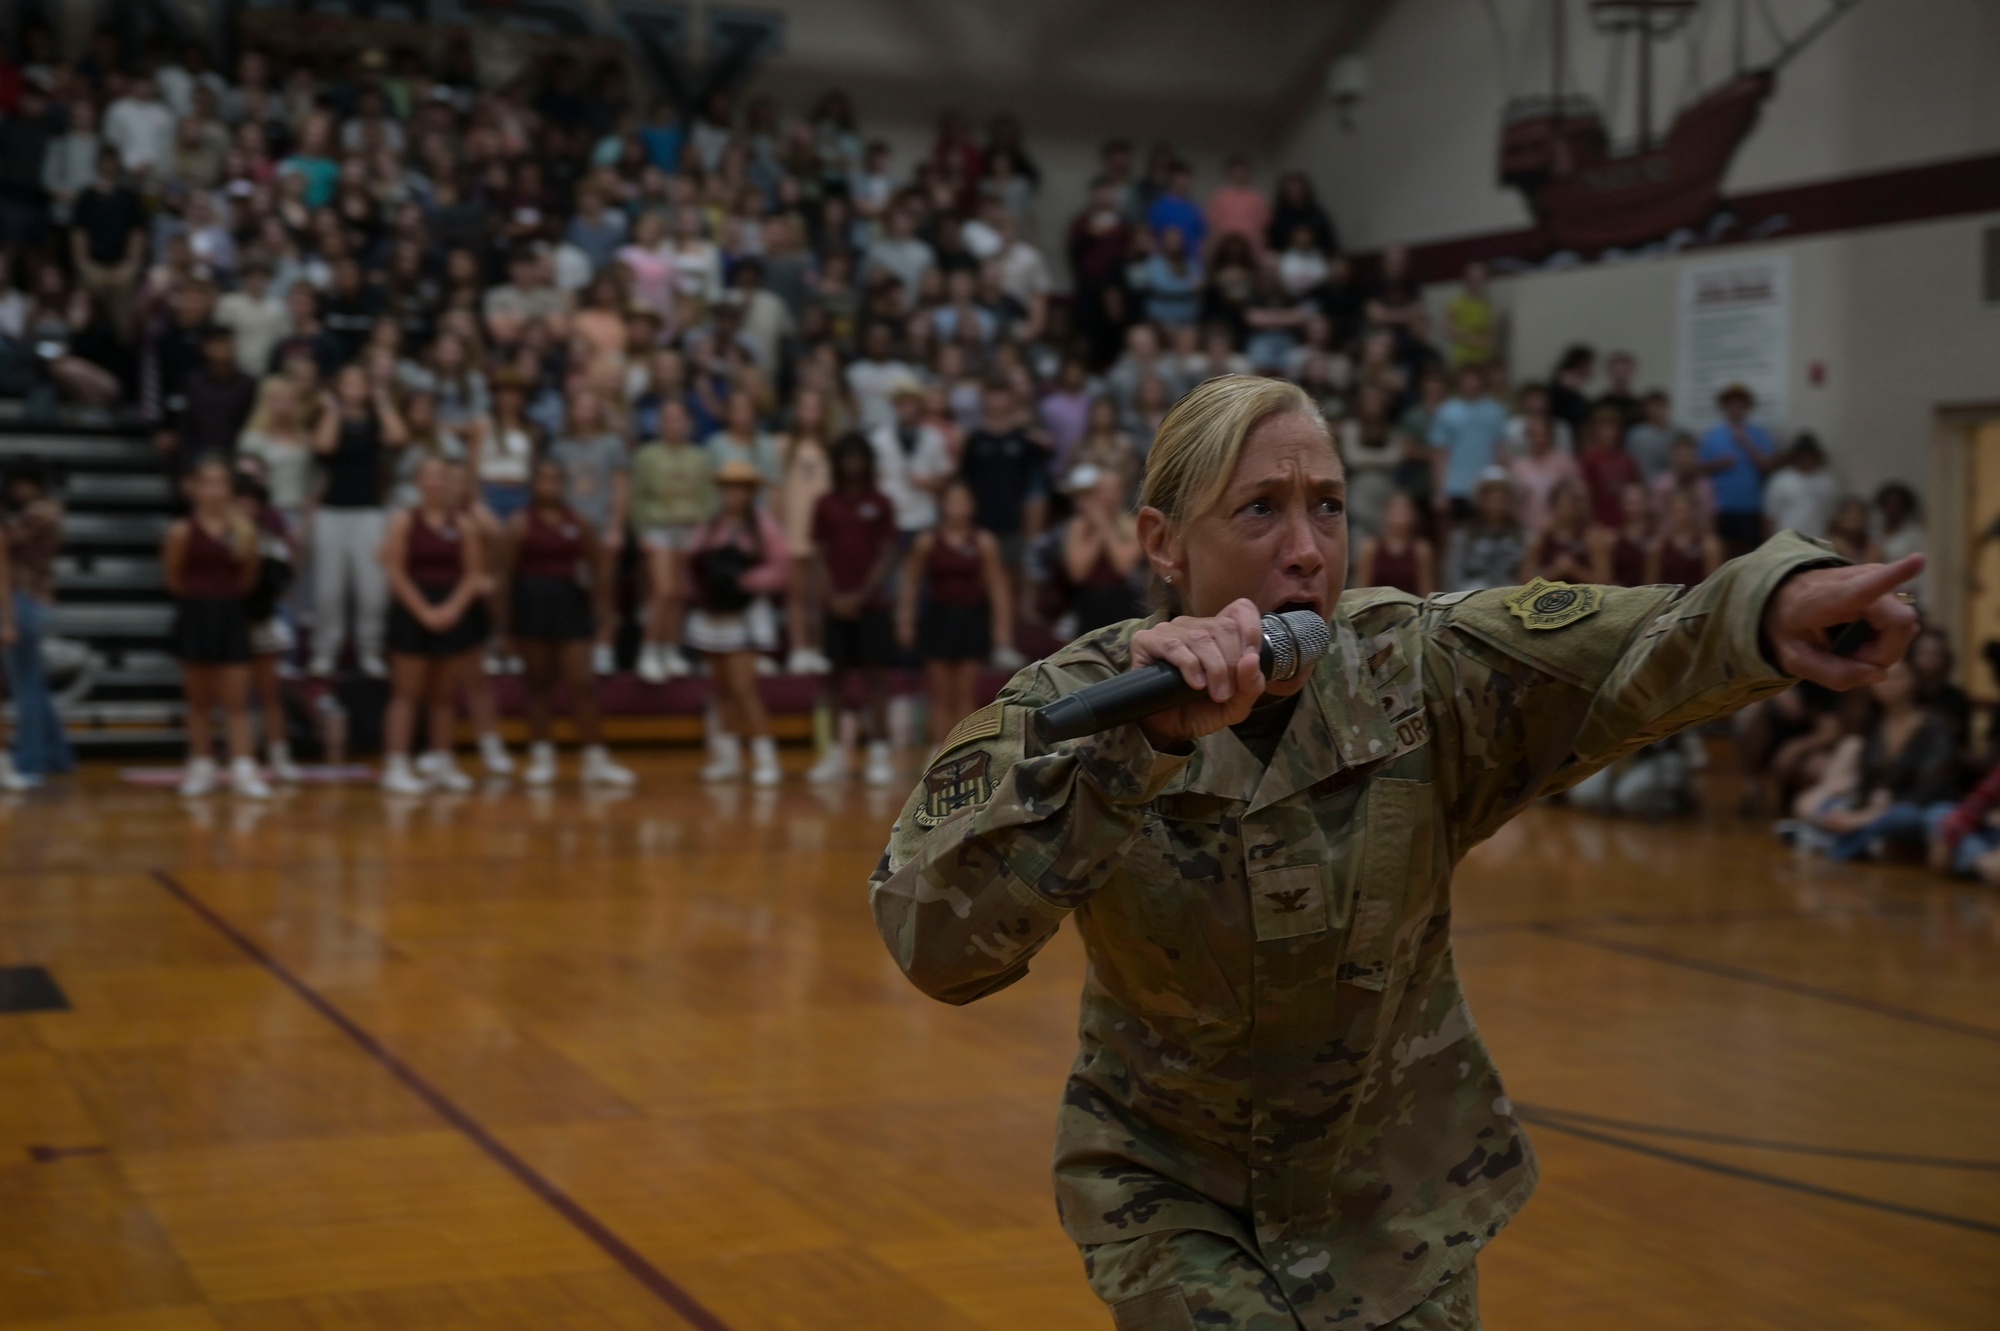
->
xmin=1697 ymin=382 xmax=1778 ymax=558
xmin=685 ymin=459 xmax=791 ymax=785
xmin=871 ymin=374 xmax=1923 ymax=1330
xmin=867 ymin=374 xmax=952 ymax=542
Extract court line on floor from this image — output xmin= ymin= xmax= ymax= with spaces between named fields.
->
xmin=147 ymin=869 xmax=733 ymax=1331
xmin=1533 ymin=926 xmax=2000 ymax=1045
xmin=1454 ymin=903 xmax=1923 ymax=938
xmin=1516 ymin=1110 xmax=2000 ymax=1237
xmin=1515 ymin=1103 xmax=2000 ymax=1170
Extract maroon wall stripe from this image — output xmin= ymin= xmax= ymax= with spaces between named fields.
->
xmin=1401 ymin=149 xmax=2000 ymax=284
xmin=148 ymin=869 xmax=734 ymax=1331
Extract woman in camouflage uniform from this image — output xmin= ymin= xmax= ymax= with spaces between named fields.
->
xmin=871 ymin=376 xmax=1920 ymax=1330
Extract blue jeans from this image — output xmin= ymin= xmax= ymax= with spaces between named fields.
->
xmin=1826 ymin=800 xmax=1949 ymax=863
xmin=4 ymin=592 xmax=74 ymax=777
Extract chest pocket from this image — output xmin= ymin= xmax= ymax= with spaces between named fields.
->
xmin=1337 ymin=777 xmax=1439 ymax=990
xmin=1088 ymin=813 xmax=1245 ymax=1025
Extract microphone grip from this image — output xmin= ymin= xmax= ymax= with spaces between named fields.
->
xmin=1032 ymin=641 xmax=1278 ymax=744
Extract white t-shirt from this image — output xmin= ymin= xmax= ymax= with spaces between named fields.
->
xmin=845 ymin=357 xmax=916 ymax=435
xmin=103 ymin=98 xmax=177 ymax=174
xmin=1762 ymin=466 xmax=1841 ymax=539
xmin=868 ymin=423 xmax=952 ymax=532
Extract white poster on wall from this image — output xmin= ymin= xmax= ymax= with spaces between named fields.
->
xmin=1674 ymin=254 xmax=1790 ymax=433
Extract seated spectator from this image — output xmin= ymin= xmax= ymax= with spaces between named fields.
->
xmin=1791 ymin=662 xmax=1960 ymax=861
xmin=1650 ymin=487 xmax=1723 ymax=586
xmin=1444 ymin=470 xmax=1528 ymax=593
xmin=1506 ymin=413 xmax=1580 ymax=537
xmin=1763 ymin=434 xmax=1839 ymax=539
xmin=1608 ymin=483 xmax=1655 ymax=587
xmin=1929 ymin=754 xmax=2000 ymax=882
xmin=1825 ymin=495 xmax=1881 ymax=565
xmin=1527 ymin=479 xmax=1610 ymax=584
xmin=1355 ymin=491 xmax=1435 ymax=597
xmin=1734 ymin=681 xmax=1843 ymax=817
xmin=1276 ymin=224 xmax=1330 ymax=299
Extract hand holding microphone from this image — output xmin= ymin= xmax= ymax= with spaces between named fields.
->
xmin=1032 ymin=600 xmax=1331 ymax=748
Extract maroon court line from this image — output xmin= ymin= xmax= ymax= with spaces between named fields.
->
xmin=148 ymin=869 xmax=733 ymax=1331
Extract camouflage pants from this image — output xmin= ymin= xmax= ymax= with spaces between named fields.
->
xmin=1083 ymin=1228 xmax=1479 ymax=1331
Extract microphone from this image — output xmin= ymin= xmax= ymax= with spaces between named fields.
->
xmin=1032 ymin=609 xmax=1332 ymax=744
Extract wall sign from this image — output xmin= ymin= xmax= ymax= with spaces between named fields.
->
xmin=1674 ymin=253 xmax=1791 ymax=433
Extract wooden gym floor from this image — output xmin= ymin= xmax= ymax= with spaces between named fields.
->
xmin=1 ymin=754 xmax=1997 ymax=1330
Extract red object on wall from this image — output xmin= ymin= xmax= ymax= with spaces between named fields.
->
xmin=1809 ymin=361 xmax=1826 ymax=386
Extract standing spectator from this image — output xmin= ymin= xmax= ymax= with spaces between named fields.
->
xmin=1039 ymin=356 xmax=1095 ymax=472
xmin=236 ymin=378 xmax=315 ymax=643
xmin=1577 ymin=407 xmax=1643 ymax=530
xmin=41 ymin=98 xmax=101 ymax=226
xmin=551 ymin=390 xmax=631 ymax=675
xmin=686 ymin=461 xmax=790 ymax=786
xmin=1506 ymin=414 xmax=1581 ymax=536
xmin=70 ymin=147 xmax=146 ymax=339
xmin=806 ymin=435 xmax=900 ymax=786
xmin=1502 ymin=381 xmax=1574 ymax=458
xmin=1266 ymin=171 xmax=1337 ymax=256
xmin=1070 ymin=396 xmax=1142 ymax=500
xmin=959 ymin=379 xmax=1050 ymax=590
xmin=1763 ymin=434 xmax=1840 ymax=539
xmin=504 ymin=457 xmax=636 ymax=788
xmin=1205 ymin=155 xmax=1269 ymax=256
xmin=1650 ymin=433 xmax=1716 ymax=527
xmin=1441 ymin=262 xmax=1498 ymax=370
xmin=1698 ymin=382 xmax=1778 ymax=557
xmin=844 ymin=323 xmax=916 ymax=435
xmin=378 ymin=457 xmax=490 ymax=795
xmin=1339 ymin=383 xmax=1401 ymax=541
xmin=163 ymin=458 xmax=269 ymax=799
xmin=1 ymin=459 xmax=70 ymax=788
xmin=165 ymin=326 xmax=257 ymax=475
xmin=104 ymin=73 xmax=177 ymax=177
xmin=897 ymin=478 xmax=1012 ymax=748
xmin=632 ymin=400 xmax=715 ymax=683
xmin=1427 ymin=362 xmax=1508 ymax=523
xmin=230 ymin=462 xmax=301 ymax=784
xmin=1624 ymin=389 xmax=1678 ymax=481
xmin=1067 ymin=181 xmax=1133 ymax=364
xmin=704 ymin=388 xmax=782 ymax=486
xmin=1595 ymin=351 xmax=1644 ymax=427
xmin=868 ymin=379 xmax=953 ymax=541
xmin=1444 ymin=470 xmax=1528 ymax=593
xmin=1140 ymin=225 xmax=1203 ymax=330
xmin=861 ymin=201 xmax=936 ymax=305
xmin=215 ymin=262 xmax=289 ymax=379
xmin=310 ymin=365 xmax=408 ymax=679
xmin=776 ymin=388 xmax=834 ymax=675
xmin=1058 ymin=465 xmax=1145 ymax=634
xmin=1145 ymin=161 xmax=1205 ymax=255
xmin=475 ymin=373 xmax=542 ymax=521
xmin=1355 ymin=491 xmax=1436 ymax=597
xmin=1547 ymin=343 xmax=1597 ymax=437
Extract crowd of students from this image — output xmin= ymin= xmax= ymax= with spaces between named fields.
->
xmin=0 ymin=29 xmax=1956 ymax=823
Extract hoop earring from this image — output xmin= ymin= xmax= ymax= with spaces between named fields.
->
xmin=1163 ymin=573 xmax=1176 ymax=585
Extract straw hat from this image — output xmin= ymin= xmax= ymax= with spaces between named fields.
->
xmin=715 ymin=459 xmax=766 ymax=488
xmin=1715 ymin=382 xmax=1755 ymax=406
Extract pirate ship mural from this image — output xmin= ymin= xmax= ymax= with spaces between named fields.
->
xmin=1491 ymin=0 xmax=1864 ymax=255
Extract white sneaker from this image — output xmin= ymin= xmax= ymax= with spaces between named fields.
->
xmin=786 ymin=648 xmax=827 ymax=675
xmin=661 ymin=646 xmax=692 ymax=678
xmin=749 ymin=736 xmax=782 ymax=787
xmin=753 ymin=655 xmax=777 ymax=675
xmin=592 ymin=643 xmax=616 ymax=676
xmin=179 ymin=757 xmax=218 ymax=798
xmin=230 ymin=756 xmax=272 ymax=800
xmin=359 ymin=653 xmax=389 ymax=680
xmin=267 ymin=742 xmax=304 ymax=784
xmin=700 ymin=733 xmax=743 ymax=782
xmin=524 ymin=741 xmax=559 ymax=787
xmin=806 ymin=745 xmax=850 ymax=784
xmin=426 ymin=752 xmax=474 ymax=793
xmin=992 ymin=644 xmax=1027 ymax=671
xmin=479 ymin=732 xmax=515 ymax=776
xmin=582 ymin=744 xmax=637 ymax=787
xmin=381 ymin=755 xmax=428 ymax=796
xmin=863 ymin=740 xmax=896 ymax=787
xmin=0 ymin=754 xmax=31 ymax=793
xmin=636 ymin=644 xmax=668 ymax=685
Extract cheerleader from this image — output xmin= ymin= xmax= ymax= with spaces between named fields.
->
xmin=378 ymin=457 xmax=490 ymax=795
xmin=504 ymin=457 xmax=636 ymax=787
xmin=897 ymin=478 xmax=1013 ymax=749
xmin=230 ymin=461 xmax=302 ymax=783
xmin=163 ymin=458 xmax=271 ymax=799
xmin=685 ymin=460 xmax=790 ymax=785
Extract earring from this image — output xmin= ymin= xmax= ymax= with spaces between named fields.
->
xmin=1164 ymin=573 xmax=1175 ymax=585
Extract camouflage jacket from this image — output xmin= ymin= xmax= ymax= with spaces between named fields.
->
xmin=871 ymin=533 xmax=1833 ymax=1329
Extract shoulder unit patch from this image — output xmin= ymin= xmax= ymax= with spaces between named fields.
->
xmin=1503 ymin=578 xmax=1604 ymax=631
xmin=914 ymin=749 xmax=994 ymax=827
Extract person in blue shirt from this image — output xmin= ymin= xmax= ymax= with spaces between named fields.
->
xmin=1143 ymin=162 xmax=1205 ymax=257
xmin=639 ymin=97 xmax=686 ymax=174
xmin=1697 ymin=382 xmax=1779 ymax=557
xmin=1140 ymin=226 xmax=1203 ymax=328
xmin=1426 ymin=362 xmax=1509 ymax=523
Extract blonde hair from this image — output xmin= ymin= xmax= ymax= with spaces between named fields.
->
xmin=1139 ymin=375 xmax=1328 ymax=524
